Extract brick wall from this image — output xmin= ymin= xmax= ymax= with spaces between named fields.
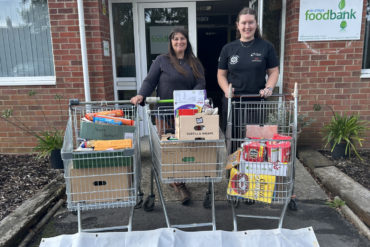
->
xmin=284 ymin=0 xmax=370 ymax=149
xmin=0 ymin=0 xmax=112 ymax=154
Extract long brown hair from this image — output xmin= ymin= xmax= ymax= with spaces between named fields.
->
xmin=168 ymin=28 xmax=204 ymax=79
xmin=236 ymin=7 xmax=262 ymax=39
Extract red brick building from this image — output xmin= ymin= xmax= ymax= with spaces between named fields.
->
xmin=0 ymin=0 xmax=369 ymax=153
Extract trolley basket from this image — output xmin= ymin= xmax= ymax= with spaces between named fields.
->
xmin=145 ymin=103 xmax=226 ymax=230
xmin=61 ymin=100 xmax=140 ymax=232
xmin=226 ymin=85 xmax=298 ymax=231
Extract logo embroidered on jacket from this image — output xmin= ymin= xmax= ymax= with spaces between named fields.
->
xmin=229 ymin=55 xmax=239 ymax=65
xmin=251 ymin=52 xmax=262 ymax=62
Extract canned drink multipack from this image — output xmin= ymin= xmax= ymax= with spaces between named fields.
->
xmin=266 ymin=142 xmax=279 ymax=162
xmin=273 ymin=134 xmax=292 ymax=163
xmin=242 ymin=140 xmax=265 ymax=162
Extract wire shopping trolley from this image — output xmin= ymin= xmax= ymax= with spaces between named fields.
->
xmin=143 ymin=97 xmax=226 ymax=230
xmin=226 ymin=84 xmax=298 ymax=231
xmin=61 ymin=99 xmax=142 ymax=232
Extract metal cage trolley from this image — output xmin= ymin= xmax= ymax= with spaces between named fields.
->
xmin=61 ymin=99 xmax=142 ymax=232
xmin=226 ymin=84 xmax=298 ymax=231
xmin=144 ymin=99 xmax=226 ymax=230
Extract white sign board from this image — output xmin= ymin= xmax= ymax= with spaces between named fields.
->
xmin=103 ymin=40 xmax=110 ymax=56
xmin=150 ymin=26 xmax=184 ymax=54
xmin=298 ymin=0 xmax=363 ymax=41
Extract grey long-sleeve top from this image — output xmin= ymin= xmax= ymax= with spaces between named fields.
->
xmin=138 ymin=54 xmax=206 ymax=100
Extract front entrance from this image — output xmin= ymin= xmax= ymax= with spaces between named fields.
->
xmin=137 ymin=2 xmax=197 ymax=89
xmin=109 ymin=0 xmax=284 ymax=133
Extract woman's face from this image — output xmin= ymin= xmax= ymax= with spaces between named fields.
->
xmin=237 ymin=14 xmax=257 ymax=41
xmin=171 ymin=32 xmax=187 ymax=57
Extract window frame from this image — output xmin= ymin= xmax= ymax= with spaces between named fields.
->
xmin=0 ymin=0 xmax=55 ymax=86
xmin=361 ymin=1 xmax=370 ymax=77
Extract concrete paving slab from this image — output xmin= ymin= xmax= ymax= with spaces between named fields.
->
xmin=298 ymin=148 xmax=334 ymax=169
xmin=294 ymin=159 xmax=328 ymax=201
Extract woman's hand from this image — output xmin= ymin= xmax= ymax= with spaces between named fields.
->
xmin=130 ymin=95 xmax=144 ymax=105
xmin=224 ymin=87 xmax=235 ymax=98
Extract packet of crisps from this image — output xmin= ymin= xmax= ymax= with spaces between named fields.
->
xmin=226 ymin=148 xmax=241 ymax=170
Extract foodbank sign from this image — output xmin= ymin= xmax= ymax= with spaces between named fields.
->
xmin=298 ymin=0 xmax=363 ymax=41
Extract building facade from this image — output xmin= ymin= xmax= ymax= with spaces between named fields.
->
xmin=0 ymin=0 xmax=369 ymax=153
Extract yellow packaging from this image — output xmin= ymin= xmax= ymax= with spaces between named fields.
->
xmin=226 ymin=148 xmax=241 ymax=170
xmin=227 ymin=168 xmax=276 ymax=204
xmin=85 ymin=139 xmax=132 ymax=151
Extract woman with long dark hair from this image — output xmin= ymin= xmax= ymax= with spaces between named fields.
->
xmin=131 ymin=28 xmax=205 ymax=205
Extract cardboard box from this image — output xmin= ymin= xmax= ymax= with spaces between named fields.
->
xmin=69 ymin=166 xmax=132 ymax=203
xmin=160 ymin=140 xmax=219 ymax=179
xmin=73 ymin=151 xmax=133 ymax=169
xmin=79 ymin=121 xmax=135 ymax=140
xmin=246 ymin=125 xmax=278 ymax=139
xmin=175 ymin=113 xmax=219 ymax=140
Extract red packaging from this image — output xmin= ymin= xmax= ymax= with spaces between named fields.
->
xmin=278 ymin=141 xmax=291 ymax=163
xmin=242 ymin=141 xmax=265 ymax=162
xmin=177 ymin=109 xmax=198 ymax=116
xmin=273 ymin=133 xmax=292 ymax=141
xmin=266 ymin=142 xmax=279 ymax=162
xmin=272 ymin=134 xmax=292 ymax=163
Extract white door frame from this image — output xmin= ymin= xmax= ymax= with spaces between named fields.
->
xmin=136 ymin=2 xmax=197 ymax=91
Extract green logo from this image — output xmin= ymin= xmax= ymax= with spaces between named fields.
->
xmin=338 ymin=0 xmax=345 ymax=10
xmin=339 ymin=0 xmax=346 ymax=29
xmin=304 ymin=0 xmax=354 ymax=30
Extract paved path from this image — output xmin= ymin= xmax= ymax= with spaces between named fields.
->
xmin=1 ymin=137 xmax=369 ymax=246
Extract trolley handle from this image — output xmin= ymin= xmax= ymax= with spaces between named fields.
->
xmin=69 ymin=99 xmax=80 ymax=106
xmin=69 ymin=99 xmax=132 ymax=106
xmin=145 ymin=97 xmax=173 ymax=104
xmin=228 ymin=83 xmax=298 ymax=99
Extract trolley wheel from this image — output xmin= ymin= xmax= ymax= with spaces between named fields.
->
xmin=203 ymin=191 xmax=212 ymax=209
xmin=288 ymin=198 xmax=298 ymax=211
xmin=143 ymin=194 xmax=155 ymax=212
xmin=134 ymin=192 xmax=144 ymax=209
xmin=245 ymin=199 xmax=255 ymax=205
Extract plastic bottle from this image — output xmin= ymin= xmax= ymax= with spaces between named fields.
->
xmin=202 ymin=99 xmax=213 ymax=115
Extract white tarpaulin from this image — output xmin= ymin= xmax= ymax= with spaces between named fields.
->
xmin=39 ymin=227 xmax=320 ymax=247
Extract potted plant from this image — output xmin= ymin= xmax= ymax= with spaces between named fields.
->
xmin=0 ymin=92 xmax=65 ymax=169
xmin=34 ymin=130 xmax=64 ymax=168
xmin=320 ymin=107 xmax=369 ymax=160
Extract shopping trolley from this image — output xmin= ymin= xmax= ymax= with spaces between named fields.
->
xmin=143 ymin=98 xmax=226 ymax=230
xmin=226 ymin=84 xmax=298 ymax=231
xmin=61 ymin=99 xmax=142 ymax=232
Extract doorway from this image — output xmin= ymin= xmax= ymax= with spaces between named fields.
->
xmin=137 ymin=2 xmax=197 ymax=86
xmin=197 ymin=27 xmax=227 ymax=118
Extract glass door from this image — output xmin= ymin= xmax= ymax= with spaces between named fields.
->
xmin=138 ymin=2 xmax=196 ymax=85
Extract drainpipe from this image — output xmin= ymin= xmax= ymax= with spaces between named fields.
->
xmin=77 ymin=0 xmax=91 ymax=102
xmin=279 ymin=0 xmax=287 ymax=94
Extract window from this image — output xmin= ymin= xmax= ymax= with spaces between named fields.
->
xmin=112 ymin=3 xmax=135 ymax=78
xmin=0 ymin=0 xmax=55 ymax=85
xmin=362 ymin=0 xmax=370 ymax=77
